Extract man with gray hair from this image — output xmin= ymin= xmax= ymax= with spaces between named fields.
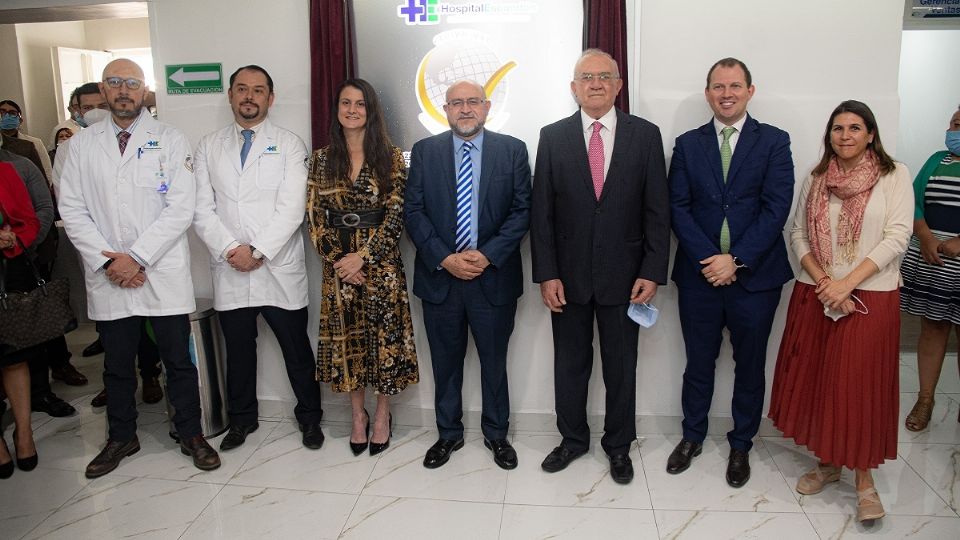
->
xmin=531 ymin=49 xmax=670 ymax=484
xmin=59 ymin=58 xmax=220 ymax=478
xmin=405 ymin=79 xmax=531 ymax=470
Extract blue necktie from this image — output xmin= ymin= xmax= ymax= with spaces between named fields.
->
xmin=455 ymin=141 xmax=474 ymax=253
xmin=240 ymin=129 xmax=254 ymax=167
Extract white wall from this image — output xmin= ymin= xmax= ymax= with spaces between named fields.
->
xmin=897 ymin=29 xmax=960 ymax=176
xmin=142 ymin=0 xmax=909 ymax=419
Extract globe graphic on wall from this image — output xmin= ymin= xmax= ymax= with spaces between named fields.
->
xmin=416 ymin=33 xmax=514 ymax=133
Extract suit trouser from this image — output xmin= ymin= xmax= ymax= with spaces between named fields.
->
xmin=421 ymin=278 xmax=515 ymax=441
xmin=218 ymin=306 xmax=323 ymax=426
xmin=677 ymin=284 xmax=782 ymax=452
xmin=552 ymin=299 xmax=638 ymax=456
xmin=99 ymin=315 xmax=201 ymax=442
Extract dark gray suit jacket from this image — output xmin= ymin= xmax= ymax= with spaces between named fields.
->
xmin=531 ymin=108 xmax=670 ymax=305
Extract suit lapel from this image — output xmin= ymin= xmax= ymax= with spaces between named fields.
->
xmin=600 ymin=110 xmax=631 ymax=203
xmin=477 ymin=131 xmax=496 ymax=212
xmin=564 ymin=111 xmax=593 ymax=198
xmin=726 ymin=115 xmax=759 ymax=184
xmin=441 ymin=132 xmax=457 ymax=205
xmin=696 ymin=121 xmax=724 ymax=190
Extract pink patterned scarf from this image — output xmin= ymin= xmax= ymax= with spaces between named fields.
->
xmin=806 ymin=150 xmax=880 ymax=272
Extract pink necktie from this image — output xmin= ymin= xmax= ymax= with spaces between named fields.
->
xmin=117 ymin=130 xmax=131 ymax=156
xmin=588 ymin=121 xmax=604 ymax=200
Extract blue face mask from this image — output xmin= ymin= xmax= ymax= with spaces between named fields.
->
xmin=627 ymin=302 xmax=659 ymax=328
xmin=947 ymin=130 xmax=960 ymax=155
xmin=0 ymin=114 xmax=20 ymax=130
xmin=73 ymin=110 xmax=87 ymax=128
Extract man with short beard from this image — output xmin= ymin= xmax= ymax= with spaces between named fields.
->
xmin=405 ymin=79 xmax=531 ymax=470
xmin=59 ymin=58 xmax=221 ymax=478
xmin=192 ymin=65 xmax=324 ymax=452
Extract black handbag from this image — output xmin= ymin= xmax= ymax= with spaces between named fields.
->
xmin=0 ymin=239 xmax=77 ymax=354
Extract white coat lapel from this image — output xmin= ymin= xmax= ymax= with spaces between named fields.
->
xmin=95 ymin=122 xmax=122 ymax=166
xmin=243 ymin=120 xmax=273 ymax=171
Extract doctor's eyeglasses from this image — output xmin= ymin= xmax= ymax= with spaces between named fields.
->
xmin=103 ymin=77 xmax=144 ymax=90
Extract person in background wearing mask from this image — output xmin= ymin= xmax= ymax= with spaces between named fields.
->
xmin=0 ymin=100 xmax=53 ymax=183
xmin=52 ymin=83 xmax=110 ymax=196
xmin=899 ymin=104 xmax=960 ymax=432
xmin=50 ymin=87 xmax=83 ymax=149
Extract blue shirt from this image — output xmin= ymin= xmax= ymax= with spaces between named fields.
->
xmin=452 ymin=130 xmax=483 ymax=250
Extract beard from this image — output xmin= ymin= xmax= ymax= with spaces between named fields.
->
xmin=450 ymin=117 xmax=484 ymax=139
xmin=110 ymin=96 xmax=142 ymax=118
xmin=239 ymin=102 xmax=261 ymax=120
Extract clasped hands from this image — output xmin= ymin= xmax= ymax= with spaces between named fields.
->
xmin=0 ymin=225 xmax=15 ymax=250
xmin=816 ymin=275 xmax=857 ymax=315
xmin=441 ymin=249 xmax=489 ymax=280
xmin=539 ymin=278 xmax=657 ymax=313
xmin=920 ymin=235 xmax=960 ymax=265
xmin=226 ymin=244 xmax=263 ymax=272
xmin=700 ymin=254 xmax=737 ymax=287
xmin=102 ymin=250 xmax=146 ymax=288
xmin=334 ymin=252 xmax=366 ymax=286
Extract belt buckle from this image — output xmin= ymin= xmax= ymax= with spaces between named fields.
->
xmin=341 ymin=213 xmax=361 ymax=227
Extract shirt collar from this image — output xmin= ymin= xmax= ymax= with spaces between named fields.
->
xmin=581 ymin=106 xmax=617 ymax=134
xmin=453 ymin=129 xmax=484 ymax=152
xmin=110 ymin=108 xmax=146 ymax=136
xmin=236 ymin=120 xmax=265 ymax=139
xmin=713 ymin=114 xmax=748 ymax=136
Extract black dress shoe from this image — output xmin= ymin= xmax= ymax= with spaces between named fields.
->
xmin=423 ymin=437 xmax=464 ymax=469
xmin=141 ymin=377 xmax=164 ymax=404
xmin=369 ymin=413 xmax=392 ymax=456
xmin=609 ymin=453 xmax=634 ymax=484
xmin=90 ymin=388 xmax=107 ymax=408
xmin=180 ymin=435 xmax=221 ymax=471
xmin=219 ymin=423 xmax=259 ymax=451
xmin=541 ymin=445 xmax=587 ymax=473
xmin=86 ymin=437 xmax=140 ymax=478
xmin=666 ymin=439 xmax=702 ymax=474
xmin=31 ymin=392 xmax=76 ymax=418
xmin=301 ymin=423 xmax=325 ymax=449
xmin=82 ymin=338 xmax=104 ymax=357
xmin=726 ymin=448 xmax=751 ymax=488
xmin=484 ymin=438 xmax=518 ymax=470
xmin=51 ymin=363 xmax=88 ymax=386
xmin=350 ymin=409 xmax=370 ymax=456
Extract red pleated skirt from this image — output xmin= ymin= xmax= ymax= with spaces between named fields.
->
xmin=768 ymin=282 xmax=900 ymax=470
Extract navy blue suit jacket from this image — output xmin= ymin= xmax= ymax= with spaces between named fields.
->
xmin=404 ymin=129 xmax=531 ymax=306
xmin=669 ymin=115 xmax=795 ymax=292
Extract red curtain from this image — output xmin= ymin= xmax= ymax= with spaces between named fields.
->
xmin=309 ymin=0 xmax=355 ymax=150
xmin=583 ymin=0 xmax=629 ymax=113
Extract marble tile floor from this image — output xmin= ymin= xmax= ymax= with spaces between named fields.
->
xmin=0 ymin=332 xmax=958 ymax=539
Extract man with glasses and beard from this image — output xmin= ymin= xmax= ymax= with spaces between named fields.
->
xmin=192 ymin=65 xmax=324 ymax=452
xmin=405 ymin=79 xmax=531 ymax=471
xmin=59 ymin=58 xmax=221 ymax=478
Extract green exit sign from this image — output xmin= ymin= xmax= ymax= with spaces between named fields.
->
xmin=165 ymin=63 xmax=223 ymax=95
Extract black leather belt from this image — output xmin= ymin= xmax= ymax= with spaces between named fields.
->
xmin=326 ymin=208 xmax=385 ymax=229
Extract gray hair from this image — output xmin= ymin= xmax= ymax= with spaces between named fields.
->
xmin=573 ymin=49 xmax=620 ymax=78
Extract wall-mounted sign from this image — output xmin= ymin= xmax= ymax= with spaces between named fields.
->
xmin=904 ymin=0 xmax=960 ymax=29
xmin=165 ymin=63 xmax=223 ymax=94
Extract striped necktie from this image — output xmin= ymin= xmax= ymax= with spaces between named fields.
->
xmin=719 ymin=126 xmax=736 ymax=253
xmin=455 ymin=141 xmax=474 ymax=253
xmin=117 ymin=130 xmax=131 ymax=156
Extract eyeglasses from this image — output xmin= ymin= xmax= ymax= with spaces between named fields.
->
xmin=103 ymin=77 xmax=144 ymax=90
xmin=0 ymin=109 xmax=20 ymax=117
xmin=446 ymin=98 xmax=485 ymax=109
xmin=576 ymin=72 xmax=619 ymax=83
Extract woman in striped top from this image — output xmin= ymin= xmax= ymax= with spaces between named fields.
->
xmin=900 ymin=105 xmax=960 ymax=431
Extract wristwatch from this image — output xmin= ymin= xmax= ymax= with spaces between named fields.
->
xmin=249 ymin=245 xmax=264 ymax=260
xmin=732 ymin=255 xmax=747 ymax=269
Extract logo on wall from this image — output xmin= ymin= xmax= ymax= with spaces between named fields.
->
xmin=414 ymin=30 xmax=517 ymax=134
xmin=397 ymin=1 xmax=539 ymax=26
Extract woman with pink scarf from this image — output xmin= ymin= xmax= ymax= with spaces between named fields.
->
xmin=768 ymin=100 xmax=913 ymax=523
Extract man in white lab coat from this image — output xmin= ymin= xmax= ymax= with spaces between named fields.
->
xmin=193 ymin=65 xmax=324 ymax=451
xmin=59 ymin=58 xmax=221 ymax=478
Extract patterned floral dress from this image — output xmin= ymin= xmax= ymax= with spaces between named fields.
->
xmin=306 ymin=146 xmax=418 ymax=394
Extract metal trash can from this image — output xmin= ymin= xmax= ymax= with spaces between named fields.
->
xmin=167 ymin=299 xmax=229 ymax=441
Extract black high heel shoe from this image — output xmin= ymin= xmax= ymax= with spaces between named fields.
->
xmin=14 ymin=432 xmax=37 ymax=471
xmin=0 ymin=439 xmax=13 ymax=479
xmin=349 ymin=408 xmax=370 ymax=456
xmin=369 ymin=413 xmax=392 ymax=456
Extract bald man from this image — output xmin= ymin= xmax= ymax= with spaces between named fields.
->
xmin=59 ymin=59 xmax=221 ymax=478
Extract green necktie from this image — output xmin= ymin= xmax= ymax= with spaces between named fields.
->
xmin=719 ymin=126 xmax=736 ymax=253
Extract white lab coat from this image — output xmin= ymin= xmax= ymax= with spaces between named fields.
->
xmin=58 ymin=110 xmax=197 ymax=320
xmin=192 ymin=119 xmax=309 ymax=311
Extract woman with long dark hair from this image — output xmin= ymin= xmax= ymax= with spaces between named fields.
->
xmin=769 ymin=100 xmax=913 ymax=522
xmin=306 ymin=79 xmax=418 ymax=457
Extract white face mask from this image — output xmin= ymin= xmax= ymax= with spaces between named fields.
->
xmin=824 ymin=294 xmax=869 ymax=321
xmin=628 ymin=302 xmax=659 ymax=328
xmin=82 ymin=108 xmax=110 ymax=126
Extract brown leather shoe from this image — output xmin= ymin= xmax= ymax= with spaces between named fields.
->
xmin=90 ymin=388 xmax=108 ymax=408
xmin=85 ymin=437 xmax=140 ymax=478
xmin=180 ymin=435 xmax=221 ymax=471
xmin=141 ymin=377 xmax=163 ymax=404
xmin=51 ymin=364 xmax=89 ymax=386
